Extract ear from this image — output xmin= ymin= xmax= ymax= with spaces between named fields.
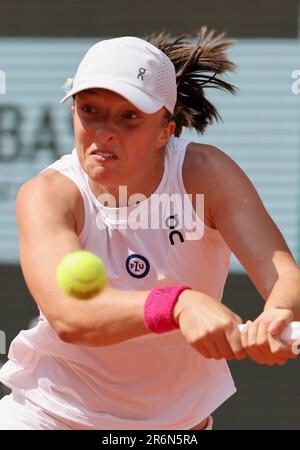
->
xmin=71 ymin=103 xmax=75 ymax=118
xmin=157 ymin=120 xmax=176 ymax=149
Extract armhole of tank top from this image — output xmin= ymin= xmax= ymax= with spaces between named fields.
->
xmin=44 ymin=168 xmax=91 ymax=246
xmin=77 ymin=186 xmax=91 ymax=246
xmin=176 ymin=139 xmax=226 ymax=241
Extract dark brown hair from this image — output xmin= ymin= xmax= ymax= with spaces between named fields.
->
xmin=147 ymin=26 xmax=237 ymax=137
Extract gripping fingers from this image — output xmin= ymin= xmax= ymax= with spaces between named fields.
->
xmin=225 ymin=326 xmax=247 ymax=360
xmin=192 ymin=339 xmax=223 ymax=360
xmin=241 ymin=320 xmax=269 ymax=363
xmin=241 ymin=321 xmax=291 ymax=365
xmin=192 ymin=328 xmax=240 ymax=360
xmin=213 ymin=329 xmax=236 ymax=360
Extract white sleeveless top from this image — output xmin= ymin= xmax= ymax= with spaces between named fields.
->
xmin=0 ymin=136 xmax=236 ymax=429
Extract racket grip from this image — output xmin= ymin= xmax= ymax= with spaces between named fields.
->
xmin=238 ymin=321 xmax=300 ymax=344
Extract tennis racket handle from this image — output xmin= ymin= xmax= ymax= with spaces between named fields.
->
xmin=238 ymin=321 xmax=300 ymax=343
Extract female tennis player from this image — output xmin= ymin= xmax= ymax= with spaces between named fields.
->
xmin=0 ymin=28 xmax=299 ymax=430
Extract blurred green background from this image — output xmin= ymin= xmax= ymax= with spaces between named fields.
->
xmin=0 ymin=0 xmax=299 ymax=429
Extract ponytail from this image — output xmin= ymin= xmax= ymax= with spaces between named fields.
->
xmin=147 ymin=26 xmax=237 ymax=137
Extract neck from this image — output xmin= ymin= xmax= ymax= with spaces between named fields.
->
xmin=89 ymin=148 xmax=166 ymax=207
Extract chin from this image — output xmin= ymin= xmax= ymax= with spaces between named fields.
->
xmin=88 ymin=167 xmax=120 ymax=187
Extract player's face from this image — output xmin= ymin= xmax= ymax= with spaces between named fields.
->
xmin=72 ymin=89 xmax=175 ymax=199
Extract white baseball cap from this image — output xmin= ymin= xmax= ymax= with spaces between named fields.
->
xmin=61 ymin=36 xmax=177 ymax=114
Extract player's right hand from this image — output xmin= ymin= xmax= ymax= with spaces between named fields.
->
xmin=174 ymin=290 xmax=246 ymax=360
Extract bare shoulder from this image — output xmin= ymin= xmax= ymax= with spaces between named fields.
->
xmin=17 ymin=169 xmax=84 ymax=235
xmin=184 ymin=141 xmax=251 ymax=191
xmin=183 ymin=142 xmax=253 ymax=228
xmin=17 ymin=169 xmax=81 ymax=211
xmin=184 ymin=142 xmax=237 ymax=182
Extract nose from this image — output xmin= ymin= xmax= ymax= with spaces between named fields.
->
xmin=95 ymin=123 xmax=116 ymax=145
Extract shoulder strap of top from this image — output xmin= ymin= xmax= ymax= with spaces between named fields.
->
xmin=164 ymin=136 xmax=191 ymax=194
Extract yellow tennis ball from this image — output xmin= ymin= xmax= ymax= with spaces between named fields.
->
xmin=56 ymin=251 xmax=107 ymax=299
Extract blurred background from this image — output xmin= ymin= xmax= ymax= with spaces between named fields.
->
xmin=0 ymin=0 xmax=299 ymax=429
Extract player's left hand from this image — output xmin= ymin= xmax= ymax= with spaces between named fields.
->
xmin=240 ymin=308 xmax=298 ymax=365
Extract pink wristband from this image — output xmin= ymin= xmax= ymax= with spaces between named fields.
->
xmin=143 ymin=285 xmax=192 ymax=334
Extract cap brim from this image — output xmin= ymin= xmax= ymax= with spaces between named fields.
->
xmin=60 ymin=79 xmax=164 ymax=114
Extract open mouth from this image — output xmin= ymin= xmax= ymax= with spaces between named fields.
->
xmin=90 ymin=149 xmax=118 ymax=161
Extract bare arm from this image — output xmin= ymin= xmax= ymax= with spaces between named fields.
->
xmin=17 ymin=171 xmax=151 ymax=346
xmin=205 ymin=145 xmax=300 ymax=318
xmin=193 ymin=144 xmax=300 ymax=364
